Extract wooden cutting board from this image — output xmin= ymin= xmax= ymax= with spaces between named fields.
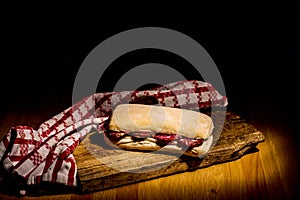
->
xmin=73 ymin=110 xmax=264 ymax=193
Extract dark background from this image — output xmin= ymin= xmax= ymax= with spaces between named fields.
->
xmin=0 ymin=2 xmax=299 ymax=134
xmin=0 ymin=2 xmax=299 ymax=198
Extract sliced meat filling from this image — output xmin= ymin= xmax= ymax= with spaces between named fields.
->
xmin=105 ymin=131 xmax=204 ymax=148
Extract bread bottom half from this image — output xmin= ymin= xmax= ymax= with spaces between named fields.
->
xmin=104 ymin=134 xmax=213 ymax=158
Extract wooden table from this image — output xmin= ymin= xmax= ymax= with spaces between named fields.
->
xmin=0 ymin=95 xmax=299 ymax=199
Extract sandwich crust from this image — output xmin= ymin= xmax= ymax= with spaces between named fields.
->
xmin=104 ymin=134 xmax=213 ymax=157
xmin=109 ymin=104 xmax=213 ymax=139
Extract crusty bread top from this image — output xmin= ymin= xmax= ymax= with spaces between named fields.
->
xmin=109 ymin=104 xmax=213 ymax=139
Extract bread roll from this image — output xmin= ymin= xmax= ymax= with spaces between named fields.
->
xmin=109 ymin=104 xmax=213 ymax=139
xmin=104 ymin=134 xmax=213 ymax=157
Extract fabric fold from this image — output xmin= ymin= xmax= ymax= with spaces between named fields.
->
xmin=0 ymin=80 xmax=227 ymax=195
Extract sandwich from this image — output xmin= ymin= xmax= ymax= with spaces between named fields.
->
xmin=103 ymin=104 xmax=214 ymax=157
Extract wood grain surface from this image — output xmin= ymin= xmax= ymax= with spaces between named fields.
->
xmin=74 ymin=110 xmax=264 ymax=193
xmin=0 ymin=95 xmax=299 ymax=199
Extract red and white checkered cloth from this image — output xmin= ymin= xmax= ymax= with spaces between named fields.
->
xmin=0 ymin=80 xmax=227 ymax=194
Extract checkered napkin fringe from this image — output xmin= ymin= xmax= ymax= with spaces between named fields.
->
xmin=0 ymin=80 xmax=227 ymax=190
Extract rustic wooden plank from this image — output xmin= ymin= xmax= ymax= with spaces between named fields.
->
xmin=74 ymin=110 xmax=265 ymax=193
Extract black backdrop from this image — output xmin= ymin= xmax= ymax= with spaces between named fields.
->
xmin=1 ymin=2 xmax=299 ymax=133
